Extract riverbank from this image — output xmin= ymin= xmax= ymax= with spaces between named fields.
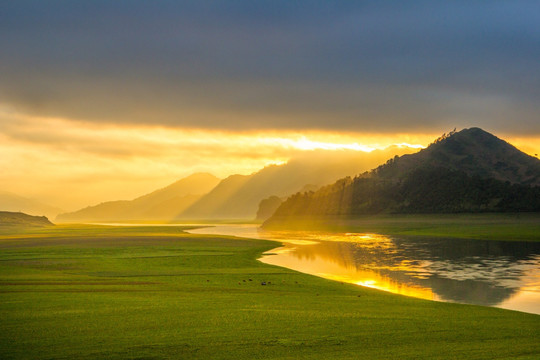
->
xmin=263 ymin=213 xmax=540 ymax=242
xmin=1 ymin=224 xmax=539 ymax=359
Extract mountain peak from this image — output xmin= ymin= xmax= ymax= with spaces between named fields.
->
xmin=376 ymin=128 xmax=540 ymax=185
xmin=432 ymin=127 xmax=508 ymax=150
xmin=263 ymin=128 xmax=540 ymax=226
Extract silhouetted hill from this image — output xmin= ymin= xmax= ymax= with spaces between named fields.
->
xmin=56 ymin=173 xmax=220 ymax=222
xmin=179 ymin=147 xmax=416 ymax=219
xmin=0 ymin=192 xmax=63 ymax=219
xmin=375 ymin=128 xmax=540 ymax=185
xmin=0 ymin=211 xmax=54 ymax=227
xmin=264 ymin=128 xmax=540 ymax=227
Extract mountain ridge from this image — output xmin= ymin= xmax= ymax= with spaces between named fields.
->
xmin=375 ymin=128 xmax=540 ymax=185
xmin=56 ymin=173 xmax=220 ymax=222
xmin=177 ymin=146 xmax=417 ymax=219
xmin=264 ymin=128 xmax=540 ymax=227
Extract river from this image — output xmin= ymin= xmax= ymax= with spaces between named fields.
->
xmin=186 ymin=224 xmax=540 ymax=315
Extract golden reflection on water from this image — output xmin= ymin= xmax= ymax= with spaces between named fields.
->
xmin=188 ymin=225 xmax=540 ymax=314
xmin=260 ymin=232 xmax=437 ymax=301
xmin=497 ymin=264 xmax=540 ymax=314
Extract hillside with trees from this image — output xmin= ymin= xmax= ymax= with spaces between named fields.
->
xmin=179 ymin=147 xmax=416 ymax=219
xmin=264 ymin=128 xmax=540 ymax=227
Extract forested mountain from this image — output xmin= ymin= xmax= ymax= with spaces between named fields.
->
xmin=264 ymin=128 xmax=540 ymax=227
xmin=56 ymin=173 xmax=220 ymax=222
xmin=178 ymin=147 xmax=415 ymax=219
xmin=375 ymin=128 xmax=540 ymax=185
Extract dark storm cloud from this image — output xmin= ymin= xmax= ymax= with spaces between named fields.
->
xmin=1 ymin=1 xmax=539 ymax=134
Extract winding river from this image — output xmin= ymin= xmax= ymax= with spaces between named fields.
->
xmin=187 ymin=224 xmax=540 ymax=315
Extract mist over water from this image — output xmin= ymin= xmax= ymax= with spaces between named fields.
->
xmin=188 ymin=225 xmax=540 ymax=315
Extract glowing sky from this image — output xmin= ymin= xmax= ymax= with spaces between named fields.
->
xmin=0 ymin=107 xmax=441 ymax=209
xmin=0 ymin=1 xmax=539 ymax=210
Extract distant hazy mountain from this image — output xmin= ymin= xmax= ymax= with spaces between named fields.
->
xmin=264 ymin=128 xmax=540 ymax=227
xmin=179 ymin=147 xmax=416 ymax=219
xmin=178 ymin=174 xmax=251 ymax=219
xmin=56 ymin=173 xmax=220 ymax=222
xmin=0 ymin=192 xmax=63 ymax=219
xmin=255 ymin=185 xmax=319 ymax=221
xmin=255 ymin=196 xmax=284 ymax=221
xmin=0 ymin=211 xmax=54 ymax=228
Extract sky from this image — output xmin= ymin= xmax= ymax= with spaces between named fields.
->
xmin=1 ymin=1 xmax=539 ymax=210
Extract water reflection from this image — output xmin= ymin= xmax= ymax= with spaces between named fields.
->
xmin=187 ymin=225 xmax=540 ymax=314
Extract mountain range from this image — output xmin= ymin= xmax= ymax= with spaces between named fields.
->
xmin=263 ymin=128 xmax=540 ymax=227
xmin=179 ymin=147 xmax=415 ymax=219
xmin=53 ymin=128 xmax=539 ymax=224
xmin=56 ymin=146 xmax=415 ymax=222
xmin=56 ymin=173 xmax=220 ymax=222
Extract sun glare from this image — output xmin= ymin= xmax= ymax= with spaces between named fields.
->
xmin=273 ymin=136 xmax=377 ymax=152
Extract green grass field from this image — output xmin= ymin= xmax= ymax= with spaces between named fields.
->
xmin=1 ymin=224 xmax=539 ymax=359
xmin=265 ymin=213 xmax=540 ymax=242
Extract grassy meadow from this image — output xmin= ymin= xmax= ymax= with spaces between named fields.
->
xmin=264 ymin=213 xmax=540 ymax=242
xmin=0 ymin=224 xmax=539 ymax=359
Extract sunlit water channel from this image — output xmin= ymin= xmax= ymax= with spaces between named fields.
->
xmin=186 ymin=224 xmax=540 ymax=315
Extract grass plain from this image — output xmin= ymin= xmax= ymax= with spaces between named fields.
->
xmin=0 ymin=224 xmax=539 ymax=359
xmin=264 ymin=213 xmax=540 ymax=242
